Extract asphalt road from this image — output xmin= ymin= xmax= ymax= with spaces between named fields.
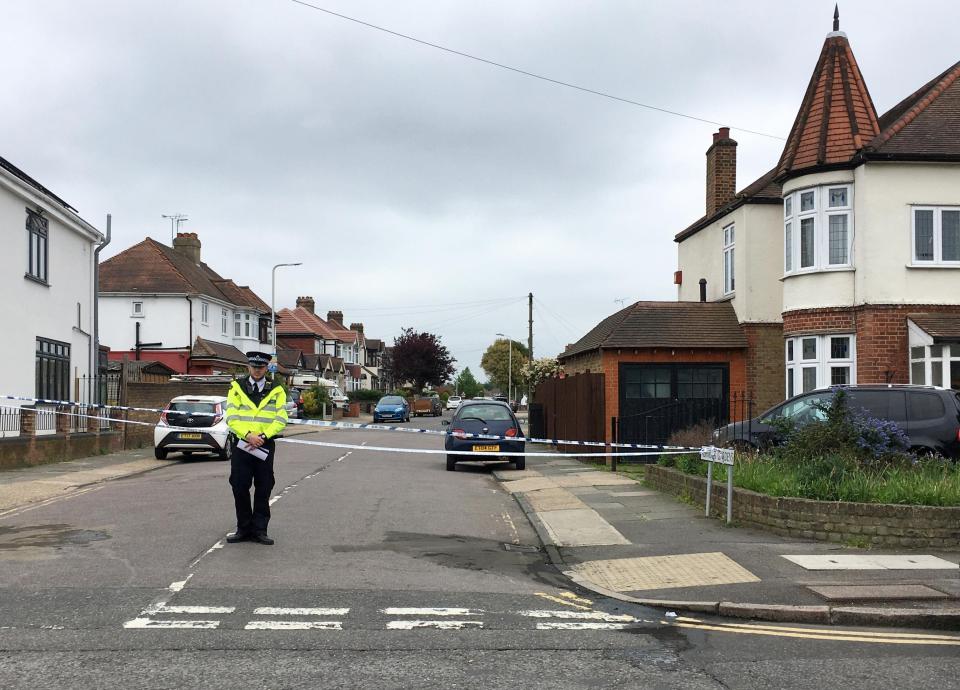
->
xmin=0 ymin=411 xmax=957 ymax=689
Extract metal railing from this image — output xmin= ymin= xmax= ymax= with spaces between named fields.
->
xmin=34 ymin=405 xmax=57 ymax=435
xmin=0 ymin=406 xmax=20 ymax=438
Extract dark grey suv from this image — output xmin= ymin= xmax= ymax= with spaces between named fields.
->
xmin=715 ymin=385 xmax=960 ymax=458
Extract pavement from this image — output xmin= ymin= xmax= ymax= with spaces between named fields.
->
xmin=492 ymin=454 xmax=960 ymax=629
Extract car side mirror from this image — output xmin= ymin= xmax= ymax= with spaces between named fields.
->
xmin=441 ymin=420 xmax=450 ymax=426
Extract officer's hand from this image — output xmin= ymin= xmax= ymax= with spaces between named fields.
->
xmin=245 ymin=432 xmax=264 ymax=448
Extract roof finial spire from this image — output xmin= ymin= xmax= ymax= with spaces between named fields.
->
xmin=833 ymin=4 xmax=840 ymax=32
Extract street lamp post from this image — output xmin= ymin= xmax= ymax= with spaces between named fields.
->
xmin=271 ymin=262 xmax=302 ymax=359
xmin=496 ymin=332 xmax=512 ymax=404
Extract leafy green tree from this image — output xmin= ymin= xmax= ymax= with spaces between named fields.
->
xmin=385 ymin=328 xmax=456 ymax=393
xmin=481 ymin=338 xmax=530 ymax=397
xmin=454 ymin=367 xmax=483 ymax=398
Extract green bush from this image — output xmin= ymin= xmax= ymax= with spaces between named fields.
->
xmin=348 ymin=389 xmax=383 ymax=402
xmin=301 ymin=385 xmax=330 ymax=417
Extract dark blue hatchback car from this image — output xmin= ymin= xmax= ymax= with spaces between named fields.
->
xmin=374 ymin=395 xmax=410 ymax=423
xmin=443 ymin=400 xmax=525 ymax=471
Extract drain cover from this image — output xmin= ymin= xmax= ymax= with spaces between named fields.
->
xmin=502 ymin=543 xmax=541 ymax=553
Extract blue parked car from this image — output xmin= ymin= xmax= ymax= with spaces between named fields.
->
xmin=442 ymin=400 xmax=525 ymax=472
xmin=374 ymin=395 xmax=410 ymax=423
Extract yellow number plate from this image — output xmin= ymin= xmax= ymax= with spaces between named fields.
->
xmin=179 ymin=433 xmax=202 ymax=440
xmin=472 ymin=445 xmax=500 ymax=452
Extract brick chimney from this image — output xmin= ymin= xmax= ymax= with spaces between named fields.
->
xmin=350 ymin=322 xmax=364 ymax=334
xmin=327 ymin=310 xmax=344 ymax=326
xmin=172 ymin=232 xmax=201 ymax=265
xmin=705 ymin=127 xmax=737 ymax=216
xmin=296 ymin=296 xmax=315 ymax=314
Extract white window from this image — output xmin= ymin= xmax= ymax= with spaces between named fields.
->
xmin=201 ymin=301 xmax=209 ymax=324
xmin=785 ymin=334 xmax=856 ymax=397
xmin=911 ymin=206 xmax=960 ymax=265
xmin=132 ymin=301 xmax=144 ymax=317
xmin=221 ymin=308 xmax=228 ymax=335
xmin=234 ymin=312 xmax=241 ymax=337
xmin=910 ymin=343 xmax=960 ymax=388
xmin=244 ymin=313 xmax=251 ymax=338
xmin=784 ymin=184 xmax=853 ymax=274
xmin=722 ymin=224 xmax=735 ymax=295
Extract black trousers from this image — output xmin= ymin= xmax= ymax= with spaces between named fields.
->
xmin=229 ymin=440 xmax=276 ymax=533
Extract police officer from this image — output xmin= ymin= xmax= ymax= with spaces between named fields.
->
xmin=225 ymin=351 xmax=288 ymax=545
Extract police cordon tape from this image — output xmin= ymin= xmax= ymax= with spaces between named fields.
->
xmin=0 ymin=394 xmax=702 ymax=453
xmin=0 ymin=404 xmax=695 ymax=458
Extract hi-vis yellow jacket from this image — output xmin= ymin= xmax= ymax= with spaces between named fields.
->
xmin=226 ymin=378 xmax=288 ymax=441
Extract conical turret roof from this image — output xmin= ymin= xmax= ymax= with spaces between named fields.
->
xmin=776 ymin=11 xmax=880 ymax=179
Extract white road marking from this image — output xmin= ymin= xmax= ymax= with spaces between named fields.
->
xmin=501 ymin=511 xmax=520 ymax=544
xmin=144 ymin=605 xmax=235 ymax=615
xmin=518 ymin=609 xmax=637 ymax=622
xmin=253 ymin=607 xmax=350 ymax=616
xmin=168 ymin=575 xmax=192 ymax=593
xmin=245 ymin=620 xmax=343 ymax=630
xmin=536 ymin=622 xmax=632 ymax=630
xmin=386 ymin=620 xmax=484 ymax=630
xmin=123 ymin=617 xmax=219 ymax=629
xmin=189 ymin=540 xmax=225 ymax=567
xmin=0 ymin=484 xmax=106 ymax=519
xmin=381 ymin=607 xmax=481 ymax=616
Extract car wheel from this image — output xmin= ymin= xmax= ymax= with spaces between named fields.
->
xmin=218 ymin=437 xmax=233 ymax=461
xmin=514 ymin=456 xmax=526 ymax=470
xmin=154 ymin=447 xmax=168 ymax=460
xmin=446 ymin=455 xmax=457 ymax=471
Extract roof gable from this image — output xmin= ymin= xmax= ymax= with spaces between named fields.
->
xmin=675 ymin=168 xmax=782 ymax=242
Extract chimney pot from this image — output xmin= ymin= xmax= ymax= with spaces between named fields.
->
xmin=327 ymin=310 xmax=344 ymax=326
xmin=699 ymin=278 xmax=707 ymax=303
xmin=349 ymin=322 xmax=364 ymax=334
xmin=172 ymin=232 xmax=201 ymax=264
xmin=296 ymin=296 xmax=315 ymax=314
xmin=705 ymin=128 xmax=737 ymax=216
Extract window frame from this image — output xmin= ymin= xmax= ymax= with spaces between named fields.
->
xmin=131 ymin=301 xmax=144 ymax=318
xmin=26 ymin=209 xmax=49 ymax=283
xmin=722 ymin=223 xmax=735 ymax=295
xmin=911 ymin=205 xmax=960 ymax=266
xmin=785 ymin=333 xmax=856 ymax=397
xmin=234 ymin=312 xmax=241 ymax=337
xmin=35 ymin=337 xmax=71 ymax=401
xmin=221 ymin=308 xmax=228 ymax=335
xmin=200 ymin=301 xmax=209 ymax=324
xmin=784 ymin=184 xmax=853 ymax=275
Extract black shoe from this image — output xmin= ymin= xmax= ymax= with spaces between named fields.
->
xmin=252 ymin=532 xmax=274 ymax=545
xmin=226 ymin=531 xmax=252 ymax=543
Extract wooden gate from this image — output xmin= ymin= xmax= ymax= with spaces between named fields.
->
xmin=534 ymin=373 xmax=605 ymax=454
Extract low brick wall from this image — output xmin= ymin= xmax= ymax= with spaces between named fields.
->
xmin=0 ymin=431 xmax=124 ymax=470
xmin=645 ymin=464 xmax=960 ymax=549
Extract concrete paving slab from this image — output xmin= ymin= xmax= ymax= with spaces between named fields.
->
xmin=585 ymin=502 xmax=625 ymax=510
xmin=524 ymin=488 xmax=586 ymax=512
xmin=807 ymin=584 xmax=953 ymax=601
xmin=553 ymin=474 xmax=636 ymax=488
xmin=784 ymin=554 xmax=959 ymax=570
xmin=566 ymin=487 xmax=602 ymax=495
xmin=499 ymin=477 xmax=557 ymax=494
xmin=604 ymin=490 xmax=656 ymax=497
xmin=491 ymin=469 xmax=543 ymax=481
xmin=565 ymin=552 xmax=760 ymax=592
xmin=535 ymin=508 xmax=631 ymax=547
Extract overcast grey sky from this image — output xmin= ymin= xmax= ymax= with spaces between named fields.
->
xmin=4 ymin=1 xmax=959 ymax=381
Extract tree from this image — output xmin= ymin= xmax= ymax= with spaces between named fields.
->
xmin=453 ymin=367 xmax=483 ymax=399
xmin=385 ymin=328 xmax=456 ymax=393
xmin=480 ymin=338 xmax=530 ymax=398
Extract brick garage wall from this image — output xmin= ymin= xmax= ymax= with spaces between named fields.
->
xmin=559 ymin=350 xmax=602 ymax=376
xmin=646 ymin=465 xmax=960 ymax=548
xmin=741 ymin=322 xmax=785 ymax=412
xmin=599 ymin=348 xmax=748 ymax=441
xmin=783 ymin=304 xmax=960 ymax=384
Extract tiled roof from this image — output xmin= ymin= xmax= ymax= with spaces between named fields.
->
xmin=776 ymin=29 xmax=880 ymax=180
xmin=346 ymin=364 xmax=362 ymax=379
xmin=866 ymin=61 xmax=960 ymax=159
xmin=675 ymin=168 xmax=782 ymax=242
xmin=330 ymin=356 xmax=345 ymax=371
xmin=559 ymin=301 xmax=747 ymax=360
xmin=276 ymin=307 xmax=340 ymax=338
xmin=277 ymin=348 xmax=303 ymax=369
xmin=106 ymin=360 xmax=177 ymax=375
xmin=366 ymin=338 xmax=384 ymax=350
xmin=100 ymin=237 xmax=269 ymax=311
xmin=190 ymin=337 xmax=247 ymax=364
xmin=908 ymin=313 xmax=960 ymax=342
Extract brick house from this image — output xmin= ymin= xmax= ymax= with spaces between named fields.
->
xmin=677 ymin=14 xmax=960 ymax=404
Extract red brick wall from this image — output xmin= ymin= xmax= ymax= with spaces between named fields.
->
xmin=783 ymin=304 xmax=960 ymax=384
xmin=599 ymin=348 xmax=748 ymax=441
xmin=107 ymin=350 xmax=190 ymax=373
xmin=742 ymin=323 xmax=785 ymax=411
xmin=278 ymin=336 xmax=316 ymax=353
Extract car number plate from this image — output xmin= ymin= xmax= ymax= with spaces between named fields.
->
xmin=179 ymin=433 xmax=202 ymax=440
xmin=472 ymin=445 xmax=500 ymax=452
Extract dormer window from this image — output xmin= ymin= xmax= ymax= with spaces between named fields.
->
xmin=784 ymin=184 xmax=853 ymax=274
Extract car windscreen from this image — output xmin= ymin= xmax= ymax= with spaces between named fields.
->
xmin=457 ymin=404 xmax=512 ymax=421
xmin=764 ymin=392 xmax=832 ymax=424
xmin=380 ymin=396 xmax=404 ymax=405
xmin=168 ymin=402 xmax=218 ymax=415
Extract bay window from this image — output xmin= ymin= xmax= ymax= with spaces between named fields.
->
xmin=785 ymin=334 xmax=856 ymax=397
xmin=784 ymin=184 xmax=853 ymax=274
